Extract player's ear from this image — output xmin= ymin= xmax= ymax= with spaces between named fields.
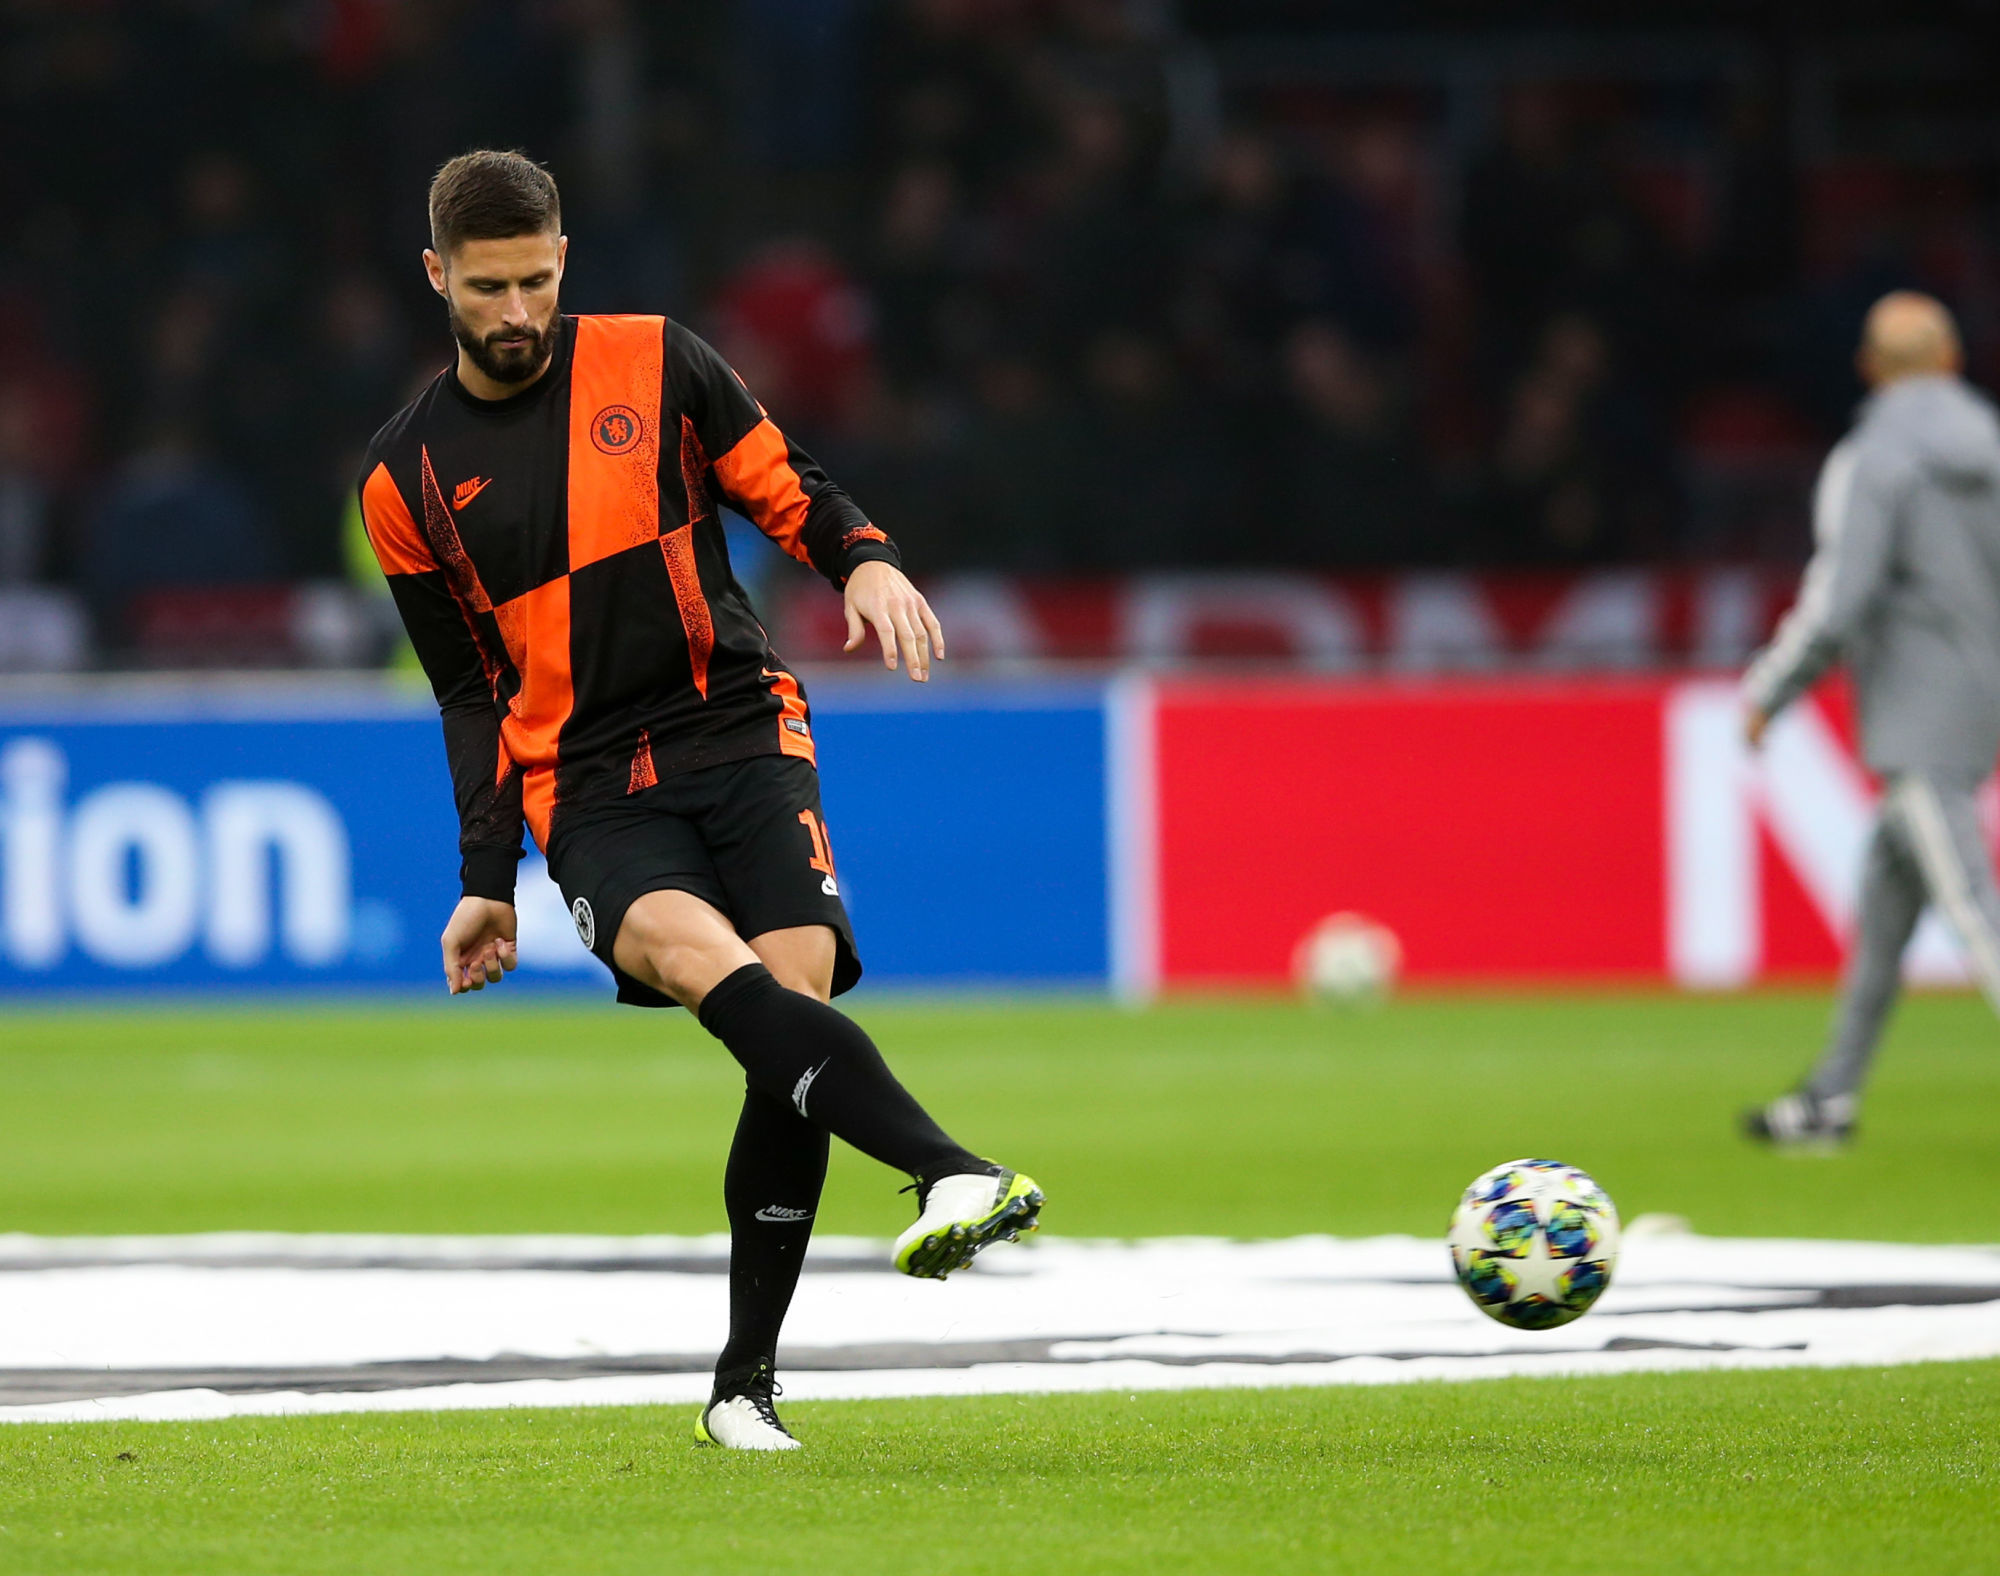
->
xmin=555 ymin=234 xmax=568 ymax=281
xmin=422 ymin=247 xmax=449 ymax=298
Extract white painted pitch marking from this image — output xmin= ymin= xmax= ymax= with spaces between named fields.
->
xmin=1 ymin=1232 xmax=1996 ymax=1424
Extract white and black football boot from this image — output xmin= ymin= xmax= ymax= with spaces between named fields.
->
xmin=694 ymin=1362 xmax=800 ymax=1452
xmin=1743 ymin=1090 xmax=1857 ymax=1151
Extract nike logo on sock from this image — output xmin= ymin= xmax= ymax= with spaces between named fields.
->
xmin=791 ymin=1059 xmax=828 ymax=1119
xmin=755 ymin=1205 xmax=814 ymax=1223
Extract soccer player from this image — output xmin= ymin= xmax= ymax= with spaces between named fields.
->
xmin=357 ymin=150 xmax=1042 ymax=1449
xmin=1742 ymin=291 xmax=2000 ymax=1147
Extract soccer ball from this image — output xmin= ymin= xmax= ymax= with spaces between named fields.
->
xmin=1448 ymin=1158 xmax=1620 ymax=1330
xmin=1293 ymin=911 xmax=1402 ymax=1004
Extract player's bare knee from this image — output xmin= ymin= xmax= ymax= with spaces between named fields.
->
xmin=757 ymin=950 xmax=831 ymax=1000
xmin=629 ymin=933 xmax=731 ymax=1006
xmin=768 ymin=967 xmax=831 ymax=1004
xmin=610 ymin=920 xmax=689 ymax=1003
xmin=749 ymin=925 xmax=837 ymax=1003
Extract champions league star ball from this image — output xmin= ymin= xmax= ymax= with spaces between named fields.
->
xmin=1293 ymin=912 xmax=1402 ymax=1004
xmin=1449 ymin=1159 xmax=1620 ymax=1330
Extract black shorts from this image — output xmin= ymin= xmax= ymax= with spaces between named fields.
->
xmin=544 ymin=753 xmax=860 ymax=1008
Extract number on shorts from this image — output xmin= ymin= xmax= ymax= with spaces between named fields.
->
xmin=798 ymin=809 xmax=835 ymax=877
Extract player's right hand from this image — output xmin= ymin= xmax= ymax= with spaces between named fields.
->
xmin=441 ymin=897 xmax=519 ymax=994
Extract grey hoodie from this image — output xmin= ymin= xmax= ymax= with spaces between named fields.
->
xmin=1744 ymin=373 xmax=2000 ymax=774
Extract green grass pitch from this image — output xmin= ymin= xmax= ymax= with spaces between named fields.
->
xmin=0 ymin=990 xmax=1996 ymax=1573
xmin=5 ymin=1366 xmax=1995 ymax=1576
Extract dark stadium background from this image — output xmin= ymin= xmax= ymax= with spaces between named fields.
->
xmin=6 ymin=0 xmax=1998 ymax=666
xmin=1 ymin=1 xmax=1996 ymax=996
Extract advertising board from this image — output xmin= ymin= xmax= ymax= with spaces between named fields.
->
xmin=0 ymin=681 xmax=1109 ymax=997
xmin=0 ymin=673 xmax=1978 ymax=997
xmin=1142 ymin=675 xmax=1982 ymax=990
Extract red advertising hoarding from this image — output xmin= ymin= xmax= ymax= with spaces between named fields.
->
xmin=1144 ymin=676 xmax=1987 ymax=989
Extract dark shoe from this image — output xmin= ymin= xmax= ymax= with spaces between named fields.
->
xmin=1743 ymin=1090 xmax=1856 ymax=1151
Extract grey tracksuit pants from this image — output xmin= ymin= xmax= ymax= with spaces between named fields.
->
xmin=1807 ymin=772 xmax=2000 ymax=1102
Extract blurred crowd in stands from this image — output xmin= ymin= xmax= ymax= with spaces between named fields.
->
xmin=3 ymin=0 xmax=1999 ymax=665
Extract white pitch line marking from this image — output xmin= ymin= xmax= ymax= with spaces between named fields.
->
xmin=0 ymin=1232 xmax=1995 ymax=1423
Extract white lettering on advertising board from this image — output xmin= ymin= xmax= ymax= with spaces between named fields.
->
xmin=1666 ymin=683 xmax=1965 ymax=988
xmin=0 ymin=737 xmax=350 ymax=971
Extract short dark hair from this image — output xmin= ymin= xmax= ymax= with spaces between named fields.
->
xmin=428 ymin=150 xmax=561 ymax=257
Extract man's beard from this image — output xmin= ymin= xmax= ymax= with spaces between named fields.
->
xmin=447 ymin=300 xmax=559 ymax=387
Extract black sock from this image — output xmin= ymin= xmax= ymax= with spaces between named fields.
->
xmin=715 ymin=1086 xmax=827 ymax=1389
xmin=696 ymin=963 xmax=984 ymax=1182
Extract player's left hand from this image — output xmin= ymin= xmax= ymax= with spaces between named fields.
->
xmin=844 ymin=560 xmax=945 ymax=682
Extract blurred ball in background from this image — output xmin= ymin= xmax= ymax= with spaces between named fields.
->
xmin=1292 ymin=911 xmax=1402 ymax=1005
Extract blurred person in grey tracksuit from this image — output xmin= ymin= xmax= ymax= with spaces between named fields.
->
xmin=1741 ymin=292 xmax=2000 ymax=1146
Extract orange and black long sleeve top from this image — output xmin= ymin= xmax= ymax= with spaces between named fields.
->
xmin=357 ymin=314 xmax=898 ymax=902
